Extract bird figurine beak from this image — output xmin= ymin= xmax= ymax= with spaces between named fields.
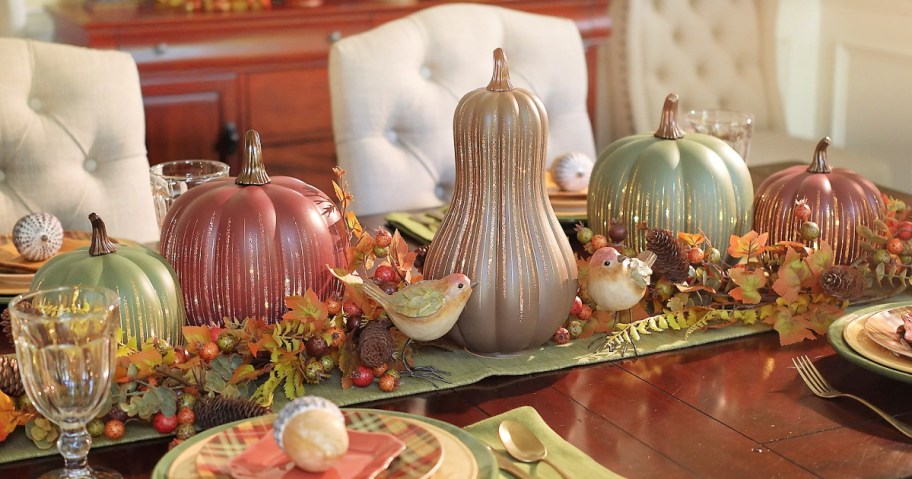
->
xmin=617 ymin=255 xmax=628 ymax=263
xmin=470 ymin=281 xmax=480 ymax=289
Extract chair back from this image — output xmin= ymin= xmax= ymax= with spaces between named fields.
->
xmin=0 ymin=39 xmax=159 ymax=243
xmin=330 ymin=4 xmax=596 ymax=215
xmin=599 ymin=0 xmax=785 ymax=145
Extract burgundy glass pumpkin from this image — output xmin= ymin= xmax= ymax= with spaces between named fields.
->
xmin=160 ymin=130 xmax=346 ymax=325
xmin=752 ymin=137 xmax=884 ymax=264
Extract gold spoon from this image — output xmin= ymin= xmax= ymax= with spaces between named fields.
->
xmin=498 ymin=419 xmax=571 ymax=479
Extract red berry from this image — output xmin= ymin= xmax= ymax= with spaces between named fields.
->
xmin=896 ymin=222 xmax=912 ymax=241
xmin=345 ymin=315 xmax=362 ymax=332
xmin=177 ymin=407 xmax=195 ymax=426
xmin=577 ymin=304 xmax=593 ymax=321
xmin=305 ymin=336 xmax=328 ymax=357
xmin=153 ymin=412 xmax=179 ymax=434
xmin=568 ymin=296 xmax=583 ymax=316
xmin=374 ymin=228 xmax=393 ymax=248
xmin=793 ymin=202 xmax=812 ymax=221
xmin=326 ymin=298 xmax=343 ymax=315
xmin=379 ymin=281 xmax=398 ymax=295
xmin=326 ymin=327 xmax=346 ymax=348
xmin=199 ymin=342 xmax=220 ymax=362
xmin=887 ymin=238 xmax=904 ymax=255
xmin=373 ymin=264 xmax=398 ymax=284
xmin=553 ymin=327 xmax=570 ymax=345
xmin=688 ymin=247 xmax=705 ymax=264
xmin=105 ymin=419 xmax=125 ymax=440
xmin=350 ymin=366 xmax=374 ymax=388
xmin=343 ymin=301 xmax=363 ymax=317
xmin=608 ymin=222 xmax=628 ymax=243
xmin=378 ymin=372 xmax=400 ymax=392
xmin=590 ymin=235 xmax=609 ymax=251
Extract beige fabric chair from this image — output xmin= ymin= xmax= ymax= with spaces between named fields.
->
xmin=329 ymin=4 xmax=596 ymax=216
xmin=598 ymin=0 xmax=889 ymax=183
xmin=0 ymin=39 xmax=159 ymax=243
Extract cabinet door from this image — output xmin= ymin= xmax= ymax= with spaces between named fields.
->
xmin=141 ymin=73 xmax=240 ymax=169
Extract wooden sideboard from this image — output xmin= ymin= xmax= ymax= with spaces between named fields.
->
xmin=47 ymin=0 xmax=610 ymax=194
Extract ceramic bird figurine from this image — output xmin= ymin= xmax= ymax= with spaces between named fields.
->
xmin=330 ymin=268 xmax=474 ymax=382
xmin=588 ymin=247 xmax=657 ymax=321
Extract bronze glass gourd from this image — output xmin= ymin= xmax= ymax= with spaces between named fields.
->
xmin=752 ymin=137 xmax=884 ymax=264
xmin=423 ymin=48 xmax=578 ymax=355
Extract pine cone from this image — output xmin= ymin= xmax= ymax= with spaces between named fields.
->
xmin=0 ymin=355 xmax=24 ymax=398
xmin=195 ymin=396 xmax=271 ymax=430
xmin=646 ymin=229 xmax=690 ymax=283
xmin=820 ymin=265 xmax=865 ymax=300
xmin=1 ymin=308 xmax=12 ymax=344
xmin=358 ymin=319 xmax=393 ymax=368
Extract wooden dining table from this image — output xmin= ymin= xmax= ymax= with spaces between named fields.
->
xmin=2 ymin=163 xmax=912 ymax=478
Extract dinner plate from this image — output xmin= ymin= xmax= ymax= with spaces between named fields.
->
xmin=153 ymin=409 xmax=497 ymax=479
xmin=829 ymin=301 xmax=912 ymax=384
xmin=862 ymin=306 xmax=912 ymax=359
xmin=843 ymin=313 xmax=912 ymax=375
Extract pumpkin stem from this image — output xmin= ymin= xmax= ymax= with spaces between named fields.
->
xmin=654 ymin=93 xmax=686 ymax=140
xmin=807 ymin=136 xmax=833 ymax=174
xmin=235 ymin=130 xmax=271 ymax=186
xmin=486 ymin=48 xmax=514 ymax=92
xmin=88 ymin=213 xmax=117 ymax=256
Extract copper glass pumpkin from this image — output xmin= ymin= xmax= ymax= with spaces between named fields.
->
xmin=588 ymin=94 xmax=754 ymax=252
xmin=752 ymin=137 xmax=884 ymax=264
xmin=160 ymin=130 xmax=346 ymax=325
xmin=423 ymin=49 xmax=578 ymax=355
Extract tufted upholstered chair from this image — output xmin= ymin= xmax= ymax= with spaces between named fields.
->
xmin=329 ymin=4 xmax=597 ymax=216
xmin=0 ymin=39 xmax=159 ymax=243
xmin=598 ymin=0 xmax=887 ymax=181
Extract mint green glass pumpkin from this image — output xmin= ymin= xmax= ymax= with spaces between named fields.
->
xmin=31 ymin=213 xmax=185 ymax=346
xmin=588 ymin=94 xmax=754 ymax=252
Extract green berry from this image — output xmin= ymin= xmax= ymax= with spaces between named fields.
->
xmin=576 ymin=227 xmax=593 ymax=244
xmin=175 ymin=423 xmax=196 ymax=440
xmin=179 ymin=393 xmax=197 ymax=410
xmin=707 ymin=247 xmax=722 ymax=263
xmin=568 ymin=320 xmax=583 ymax=338
xmin=373 ymin=246 xmax=390 ymax=258
xmin=320 ymin=355 xmax=335 ymax=372
xmin=216 ymin=332 xmax=238 ymax=353
xmin=304 ymin=358 xmax=325 ymax=384
xmin=799 ymin=221 xmax=821 ymax=241
xmin=87 ymin=418 xmax=105 ymax=437
xmin=901 ymin=255 xmax=912 ymax=264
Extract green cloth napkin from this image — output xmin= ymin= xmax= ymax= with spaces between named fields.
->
xmin=465 ymin=406 xmax=625 ymax=479
xmin=384 ymin=207 xmax=448 ymax=245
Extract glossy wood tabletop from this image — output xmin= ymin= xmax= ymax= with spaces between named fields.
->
xmin=3 ymin=163 xmax=912 ymax=478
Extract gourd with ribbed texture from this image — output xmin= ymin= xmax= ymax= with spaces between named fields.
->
xmin=31 ymin=213 xmax=185 ymax=345
xmin=588 ymin=93 xmax=754 ymax=253
xmin=423 ymin=48 xmax=578 ymax=355
xmin=752 ymin=137 xmax=884 ymax=264
xmin=159 ymin=130 xmax=346 ymax=326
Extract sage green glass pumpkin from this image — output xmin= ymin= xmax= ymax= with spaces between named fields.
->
xmin=588 ymin=94 xmax=754 ymax=252
xmin=31 ymin=213 xmax=185 ymax=346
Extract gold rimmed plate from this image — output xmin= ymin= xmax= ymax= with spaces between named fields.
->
xmin=830 ymin=301 xmax=912 ymax=384
xmin=862 ymin=305 xmax=912 ymax=360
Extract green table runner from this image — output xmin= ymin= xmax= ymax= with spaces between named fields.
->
xmin=0 ymin=321 xmax=772 ymax=464
xmin=466 ymin=406 xmax=624 ymax=478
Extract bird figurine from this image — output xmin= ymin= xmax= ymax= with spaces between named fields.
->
xmin=330 ymin=268 xmax=475 ymax=382
xmin=588 ymin=247 xmax=657 ymax=324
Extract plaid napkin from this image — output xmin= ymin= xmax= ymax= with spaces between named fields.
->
xmin=465 ymin=406 xmax=624 ymax=479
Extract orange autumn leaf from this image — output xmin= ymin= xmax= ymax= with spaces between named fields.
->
xmin=677 ymin=232 xmax=706 ymax=247
xmin=183 ymin=325 xmax=211 ymax=353
xmin=127 ymin=347 xmax=163 ymax=379
xmin=772 ymin=248 xmax=812 ymax=303
xmin=283 ymin=289 xmax=329 ymax=323
xmin=0 ymin=390 xmax=32 ymax=442
xmin=763 ymin=306 xmax=816 ymax=346
xmin=729 ymin=268 xmax=768 ymax=304
xmin=728 ymin=231 xmax=769 ymax=261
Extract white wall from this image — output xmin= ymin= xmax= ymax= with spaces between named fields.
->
xmin=1 ymin=0 xmax=52 ymax=39
xmin=778 ymin=0 xmax=912 ymax=192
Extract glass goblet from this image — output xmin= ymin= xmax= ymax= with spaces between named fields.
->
xmin=10 ymin=286 xmax=122 ymax=479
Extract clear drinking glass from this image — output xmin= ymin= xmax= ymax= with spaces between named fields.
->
xmin=10 ymin=286 xmax=122 ymax=479
xmin=150 ymin=160 xmax=230 ymax=226
xmin=686 ymin=109 xmax=754 ymax=163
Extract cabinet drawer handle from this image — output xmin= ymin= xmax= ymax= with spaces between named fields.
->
xmin=327 ymin=31 xmax=342 ymax=44
xmin=154 ymin=42 xmax=169 ymax=55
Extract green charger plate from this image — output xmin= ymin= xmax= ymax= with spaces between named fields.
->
xmin=152 ymin=408 xmax=497 ymax=479
xmin=828 ymin=300 xmax=912 ymax=384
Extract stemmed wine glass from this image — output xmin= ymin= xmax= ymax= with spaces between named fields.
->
xmin=9 ymin=286 xmax=122 ymax=479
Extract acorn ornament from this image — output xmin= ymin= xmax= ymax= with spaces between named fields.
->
xmin=273 ymin=396 xmax=348 ymax=473
xmin=12 ymin=212 xmax=63 ymax=261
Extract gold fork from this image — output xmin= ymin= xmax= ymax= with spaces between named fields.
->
xmin=792 ymin=355 xmax=912 ymax=439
